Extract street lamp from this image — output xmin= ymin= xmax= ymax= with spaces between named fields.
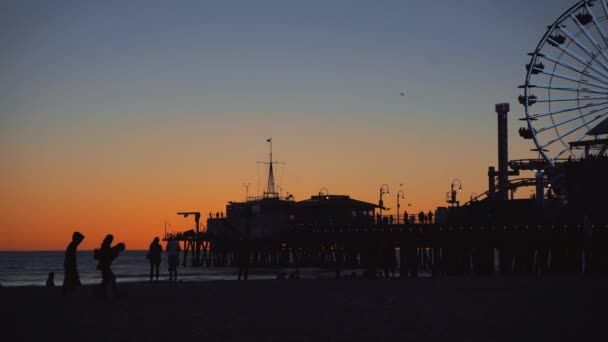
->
xmin=243 ymin=182 xmax=251 ymax=201
xmin=447 ymin=179 xmax=462 ymax=207
xmin=396 ymin=189 xmax=405 ymax=224
xmin=164 ymin=222 xmax=171 ymax=239
xmin=319 ymin=187 xmax=329 ymax=199
xmin=379 ymin=184 xmax=390 ymax=218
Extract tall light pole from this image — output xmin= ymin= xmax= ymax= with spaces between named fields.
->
xmin=243 ymin=182 xmax=251 ymax=201
xmin=470 ymin=192 xmax=477 ymax=202
xmin=396 ymin=189 xmax=405 ymax=224
xmin=164 ymin=222 xmax=170 ymax=239
xmin=379 ymin=184 xmax=390 ymax=218
xmin=448 ymin=179 xmax=462 ymax=207
xmin=319 ymin=187 xmax=329 ymax=199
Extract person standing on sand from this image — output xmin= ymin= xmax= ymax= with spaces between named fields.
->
xmin=95 ymin=234 xmax=126 ymax=299
xmin=148 ymin=237 xmax=162 ymax=282
xmin=238 ymin=223 xmax=251 ymax=280
xmin=166 ymin=237 xmax=180 ymax=281
xmin=47 ymin=272 xmax=55 ymax=287
xmin=237 ymin=237 xmax=250 ymax=280
xmin=62 ymin=231 xmax=84 ymax=295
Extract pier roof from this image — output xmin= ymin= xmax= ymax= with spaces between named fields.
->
xmin=587 ymin=117 xmax=608 ymax=135
xmin=296 ymin=195 xmax=379 ymax=210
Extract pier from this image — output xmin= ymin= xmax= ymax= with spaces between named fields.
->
xmin=165 ymin=219 xmax=606 ymax=277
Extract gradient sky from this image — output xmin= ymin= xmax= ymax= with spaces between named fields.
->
xmin=1 ymin=0 xmax=576 ymax=250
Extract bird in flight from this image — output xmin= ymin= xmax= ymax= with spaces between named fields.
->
xmin=400 ymin=91 xmax=406 ymax=96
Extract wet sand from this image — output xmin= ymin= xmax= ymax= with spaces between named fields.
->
xmin=2 ymin=276 xmax=602 ymax=342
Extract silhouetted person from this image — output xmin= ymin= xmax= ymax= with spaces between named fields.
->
xmin=148 ymin=237 xmax=162 ymax=282
xmin=166 ymin=237 xmax=180 ymax=281
xmin=237 ymin=240 xmax=250 ymax=280
xmin=238 ymin=223 xmax=251 ymax=280
xmin=95 ymin=234 xmax=126 ymax=299
xmin=62 ymin=231 xmax=84 ymax=295
xmin=428 ymin=211 xmax=433 ymax=224
xmin=46 ymin=271 xmax=55 ymax=287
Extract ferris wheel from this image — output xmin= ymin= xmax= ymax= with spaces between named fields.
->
xmin=520 ymin=0 xmax=608 ymax=166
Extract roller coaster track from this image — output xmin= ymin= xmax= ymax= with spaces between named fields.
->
xmin=463 ymin=178 xmax=539 ymax=206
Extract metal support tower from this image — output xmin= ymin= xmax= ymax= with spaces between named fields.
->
xmin=496 ymin=103 xmax=510 ymax=201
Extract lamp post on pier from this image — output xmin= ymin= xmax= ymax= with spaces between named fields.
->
xmin=447 ymin=179 xmax=462 ymax=207
xmin=396 ymin=189 xmax=405 ymax=224
xmin=243 ymin=182 xmax=251 ymax=201
xmin=164 ymin=222 xmax=170 ymax=240
xmin=319 ymin=187 xmax=329 ymax=199
xmin=379 ymin=184 xmax=390 ymax=220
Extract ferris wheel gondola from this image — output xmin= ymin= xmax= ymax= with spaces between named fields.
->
xmin=520 ymin=0 xmax=608 ymax=166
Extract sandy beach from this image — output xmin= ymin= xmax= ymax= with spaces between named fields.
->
xmin=1 ymin=276 xmax=602 ymax=342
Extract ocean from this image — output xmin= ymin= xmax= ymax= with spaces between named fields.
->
xmin=1 ymin=250 xmax=432 ymax=287
xmin=0 ymin=251 xmax=281 ymax=287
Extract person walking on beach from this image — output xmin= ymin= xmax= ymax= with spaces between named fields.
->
xmin=166 ymin=236 xmax=180 ymax=282
xmin=46 ymin=271 xmax=55 ymax=287
xmin=238 ymin=223 xmax=252 ymax=280
xmin=95 ymin=234 xmax=126 ymax=299
xmin=237 ymin=237 xmax=251 ymax=280
xmin=148 ymin=237 xmax=162 ymax=282
xmin=62 ymin=231 xmax=84 ymax=295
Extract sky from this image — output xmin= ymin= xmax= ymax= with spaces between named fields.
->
xmin=0 ymin=0 xmax=577 ymax=250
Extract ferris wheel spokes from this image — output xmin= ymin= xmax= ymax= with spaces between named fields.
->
xmin=534 ymin=105 xmax=608 ymax=133
xmin=537 ymin=113 xmax=606 ymax=151
xmin=559 ymin=26 xmax=608 ymax=72
xmin=532 ymin=95 xmax=608 ymax=103
xmin=554 ymin=134 xmax=592 ymax=160
xmin=539 ymin=52 xmax=608 ymax=84
xmin=525 ymin=83 xmax=608 ymax=95
xmin=570 ymin=14 xmax=608 ymax=64
xmin=529 ymin=101 xmax=608 ymax=120
xmin=584 ymin=3 xmax=608 ymax=46
xmin=533 ymin=67 xmax=608 ymax=91
xmin=549 ymin=43 xmax=608 ymax=80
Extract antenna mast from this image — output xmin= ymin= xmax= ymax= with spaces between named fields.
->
xmin=258 ymin=138 xmax=284 ymax=198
